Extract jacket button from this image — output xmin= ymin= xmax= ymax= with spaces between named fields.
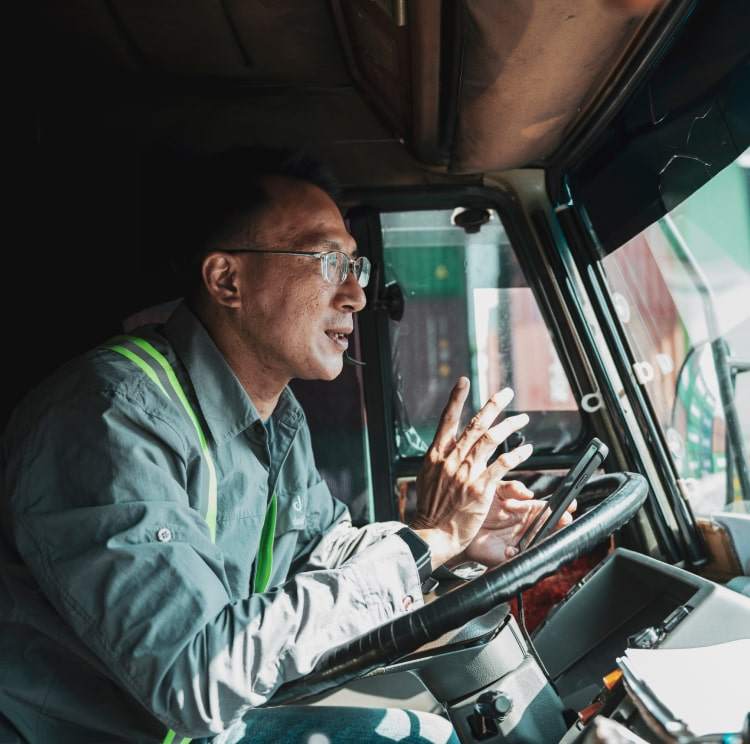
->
xmin=156 ymin=527 xmax=173 ymax=543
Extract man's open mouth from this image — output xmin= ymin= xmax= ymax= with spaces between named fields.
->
xmin=324 ymin=330 xmax=350 ymax=351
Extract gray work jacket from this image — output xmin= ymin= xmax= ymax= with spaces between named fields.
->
xmin=0 ymin=302 xmax=423 ymax=743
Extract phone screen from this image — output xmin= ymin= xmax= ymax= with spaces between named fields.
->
xmin=517 ymin=438 xmax=609 ymax=552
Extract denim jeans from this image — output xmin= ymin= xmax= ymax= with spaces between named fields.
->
xmin=197 ymin=706 xmax=459 ymax=744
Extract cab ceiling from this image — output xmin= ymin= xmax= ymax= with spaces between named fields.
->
xmin=37 ymin=0 xmax=654 ymax=186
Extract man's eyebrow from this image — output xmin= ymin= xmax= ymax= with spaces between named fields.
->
xmin=292 ymin=237 xmax=358 ymax=256
xmin=319 ymin=239 xmax=358 ymax=256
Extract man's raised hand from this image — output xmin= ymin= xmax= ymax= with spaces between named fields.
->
xmin=410 ymin=377 xmax=533 ymax=569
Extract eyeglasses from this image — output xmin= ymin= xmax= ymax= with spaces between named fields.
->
xmin=224 ymin=248 xmax=371 ymax=288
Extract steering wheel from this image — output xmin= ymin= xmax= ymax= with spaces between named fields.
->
xmin=266 ymin=471 xmax=648 ymax=706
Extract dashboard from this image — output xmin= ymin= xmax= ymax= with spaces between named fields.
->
xmin=533 ymin=549 xmax=750 ymax=741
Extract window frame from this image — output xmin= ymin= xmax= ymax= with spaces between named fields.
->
xmin=346 ymin=185 xmax=599 ymax=522
xmin=554 ymin=201 xmax=707 ymax=566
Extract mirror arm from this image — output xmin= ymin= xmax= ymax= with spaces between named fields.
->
xmin=663 ymin=215 xmax=750 ymax=503
xmin=711 ymin=339 xmax=750 ymax=502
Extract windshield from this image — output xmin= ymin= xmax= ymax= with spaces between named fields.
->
xmin=600 ymin=147 xmax=750 ymax=515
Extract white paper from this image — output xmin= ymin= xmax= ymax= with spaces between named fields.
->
xmin=622 ymin=639 xmax=750 ymax=736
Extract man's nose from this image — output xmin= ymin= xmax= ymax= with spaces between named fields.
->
xmin=334 ymin=270 xmax=367 ymax=313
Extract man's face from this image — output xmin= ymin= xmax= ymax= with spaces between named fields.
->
xmin=230 ymin=176 xmax=366 ymax=382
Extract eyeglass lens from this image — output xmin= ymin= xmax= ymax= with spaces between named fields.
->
xmin=323 ymin=252 xmax=371 ymax=288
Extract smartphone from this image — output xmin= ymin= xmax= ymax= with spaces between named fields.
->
xmin=517 ymin=437 xmax=609 ymax=551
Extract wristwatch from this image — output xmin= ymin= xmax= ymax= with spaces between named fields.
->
xmin=395 ymin=527 xmax=432 ymax=584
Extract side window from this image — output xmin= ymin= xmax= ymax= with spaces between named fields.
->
xmin=381 ymin=209 xmax=582 ymax=460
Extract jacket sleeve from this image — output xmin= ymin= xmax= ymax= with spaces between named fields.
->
xmin=8 ymin=389 xmax=423 ymax=740
xmin=295 ymin=485 xmax=409 ymax=571
xmin=287 ymin=417 xmax=415 ymax=572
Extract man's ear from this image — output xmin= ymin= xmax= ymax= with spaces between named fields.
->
xmin=201 ymin=253 xmax=242 ymax=308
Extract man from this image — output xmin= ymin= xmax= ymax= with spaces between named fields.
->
xmin=0 ymin=149 xmax=564 ymax=743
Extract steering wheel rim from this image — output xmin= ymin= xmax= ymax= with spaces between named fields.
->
xmin=267 ymin=471 xmax=649 ymax=706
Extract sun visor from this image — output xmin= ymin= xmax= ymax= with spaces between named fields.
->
xmin=448 ymin=0 xmax=643 ymax=174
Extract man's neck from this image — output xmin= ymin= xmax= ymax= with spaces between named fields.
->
xmin=229 ymin=358 xmax=285 ymax=422
xmin=194 ymin=301 xmax=287 ymax=422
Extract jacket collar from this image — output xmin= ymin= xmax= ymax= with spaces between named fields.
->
xmin=164 ymin=301 xmax=303 ymax=445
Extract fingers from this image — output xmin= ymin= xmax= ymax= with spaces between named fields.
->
xmin=556 ymin=499 xmax=577 ymax=529
xmin=515 ymin=500 xmax=549 ymax=546
xmin=501 ymin=496 xmax=545 ymax=513
xmin=431 ymin=377 xmax=470 ymax=456
xmin=509 ymin=496 xmax=575 ymax=543
xmin=466 ymin=413 xmax=530 ymax=478
xmin=491 ymin=498 xmax=549 ymax=547
xmin=453 ymin=387 xmax=515 ymax=462
xmin=480 ymin=442 xmax=534 ymax=490
xmin=495 ymin=480 xmax=534 ymax=501
xmin=480 ymin=494 xmax=541 ymax=530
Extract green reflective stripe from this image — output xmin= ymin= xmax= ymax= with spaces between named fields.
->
xmin=254 ymin=491 xmax=278 ymax=593
xmin=161 ymin=730 xmax=191 ymax=744
xmin=125 ymin=336 xmax=218 ymax=539
xmin=127 ymin=337 xmax=207 ymax=448
xmin=107 ymin=345 xmax=169 ymax=398
xmin=110 ymin=335 xmax=218 ymax=543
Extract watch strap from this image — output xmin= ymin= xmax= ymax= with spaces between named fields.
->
xmin=396 ymin=527 xmax=432 ymax=584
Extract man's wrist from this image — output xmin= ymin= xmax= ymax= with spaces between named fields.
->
xmin=410 ymin=528 xmax=461 ymax=571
